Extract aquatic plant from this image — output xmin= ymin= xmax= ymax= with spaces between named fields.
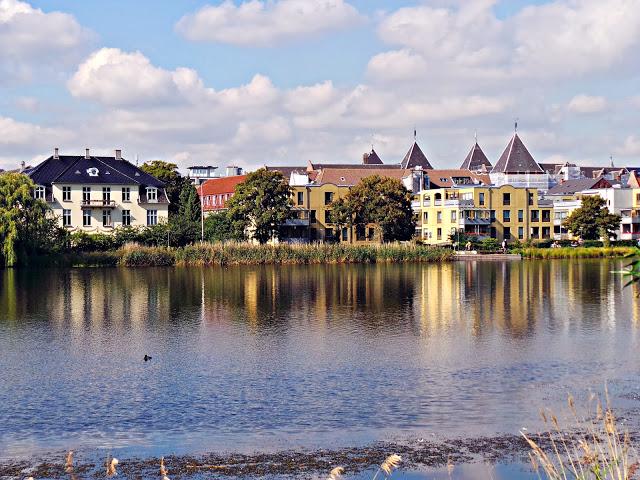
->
xmin=106 ymin=457 xmax=118 ymax=477
xmin=372 ymin=454 xmax=402 ymax=480
xmin=64 ymin=451 xmax=73 ymax=473
xmin=327 ymin=466 xmax=344 ymax=480
xmin=522 ymin=391 xmax=638 ymax=480
xmin=521 ymin=247 xmax=634 ymax=259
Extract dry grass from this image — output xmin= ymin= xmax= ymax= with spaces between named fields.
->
xmin=522 ymin=389 xmax=638 ymax=480
xmin=522 ymin=247 xmax=635 ymax=259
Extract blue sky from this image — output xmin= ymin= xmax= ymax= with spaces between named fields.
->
xmin=1 ymin=0 xmax=639 ymax=171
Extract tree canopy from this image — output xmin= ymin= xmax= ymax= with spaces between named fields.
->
xmin=333 ymin=175 xmax=415 ymax=242
xmin=0 ymin=173 xmax=67 ymax=266
xmin=563 ymin=195 xmax=621 ymax=240
xmin=225 ymin=169 xmax=292 ymax=244
xmin=140 ymin=160 xmax=189 ymax=214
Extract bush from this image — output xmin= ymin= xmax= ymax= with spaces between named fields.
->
xmin=522 ymin=246 xmax=634 ymax=259
xmin=480 ymin=238 xmax=500 ymax=252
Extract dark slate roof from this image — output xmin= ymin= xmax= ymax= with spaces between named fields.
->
xmin=546 ymin=177 xmax=611 ymax=195
xmin=491 ymin=134 xmax=543 ymax=174
xmin=363 ymin=149 xmax=383 ymax=165
xmin=27 ymin=155 xmax=164 ymax=187
xmin=460 ymin=142 xmax=492 ymax=171
xmin=400 ymin=142 xmax=433 ymax=169
xmin=308 ymin=162 xmax=400 ymax=170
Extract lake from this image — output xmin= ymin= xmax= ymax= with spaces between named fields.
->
xmin=1 ymin=259 xmax=639 ymax=478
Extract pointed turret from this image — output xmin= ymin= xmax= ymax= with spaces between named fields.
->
xmin=460 ymin=142 xmax=492 ymax=172
xmin=401 ymin=142 xmax=433 ymax=169
xmin=491 ymin=133 xmax=542 ymax=174
xmin=363 ymin=148 xmax=383 ymax=165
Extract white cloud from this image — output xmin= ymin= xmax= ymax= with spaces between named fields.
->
xmin=176 ymin=0 xmax=363 ymax=47
xmin=615 ymin=136 xmax=640 ymax=157
xmin=366 ymin=50 xmax=428 ymax=82
xmin=0 ymin=0 xmax=93 ymax=83
xmin=567 ymin=95 xmax=608 ymax=114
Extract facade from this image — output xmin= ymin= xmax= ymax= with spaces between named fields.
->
xmin=198 ymin=175 xmax=247 ymax=214
xmin=416 ymin=185 xmax=554 ymax=245
xmin=187 ymin=165 xmax=219 ymax=185
xmin=27 ymin=149 xmax=168 ymax=232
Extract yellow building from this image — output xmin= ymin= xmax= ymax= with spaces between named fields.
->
xmin=416 ymin=185 xmax=554 ymax=245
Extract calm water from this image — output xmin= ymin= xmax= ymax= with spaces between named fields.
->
xmin=1 ymin=260 xmax=640 ymax=473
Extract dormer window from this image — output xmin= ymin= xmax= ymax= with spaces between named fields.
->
xmin=87 ymin=167 xmax=99 ymax=177
xmin=146 ymin=187 xmax=158 ymax=202
xmin=34 ymin=185 xmax=45 ymax=200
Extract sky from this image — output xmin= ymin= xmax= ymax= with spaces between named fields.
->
xmin=1 ymin=0 xmax=639 ymax=172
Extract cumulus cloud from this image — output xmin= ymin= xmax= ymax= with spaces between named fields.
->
xmin=176 ymin=0 xmax=363 ymax=47
xmin=615 ymin=136 xmax=640 ymax=157
xmin=366 ymin=50 xmax=428 ymax=82
xmin=567 ymin=95 xmax=608 ymax=114
xmin=0 ymin=0 xmax=93 ymax=83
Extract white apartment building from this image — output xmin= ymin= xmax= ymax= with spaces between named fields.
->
xmin=27 ymin=148 xmax=169 ymax=233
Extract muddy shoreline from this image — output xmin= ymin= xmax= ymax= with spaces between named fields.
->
xmin=0 ymin=433 xmax=555 ymax=479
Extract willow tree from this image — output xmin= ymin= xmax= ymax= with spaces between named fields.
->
xmin=0 ymin=173 xmax=57 ymax=266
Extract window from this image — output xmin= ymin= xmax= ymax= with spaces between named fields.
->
xmin=122 ymin=187 xmax=131 ymax=202
xmin=531 ymin=210 xmax=540 ymax=222
xmin=451 ymin=211 xmax=457 ymax=222
xmin=83 ymin=210 xmax=91 ymax=227
xmin=102 ymin=209 xmax=112 ymax=227
xmin=325 ymin=228 xmax=334 ymax=239
xmin=504 ymin=227 xmax=511 ymax=239
xmin=531 ymin=226 xmax=540 ymax=238
xmin=479 ymin=192 xmax=485 ymax=206
xmin=462 ymin=192 xmax=473 ymax=201
xmin=437 ymin=211 xmax=442 ymax=223
xmin=503 ymin=210 xmax=511 ymax=222
xmin=423 ymin=212 xmax=428 ymax=222
xmin=62 ymin=186 xmax=71 ymax=202
xmin=503 ymin=192 xmax=511 ymax=205
xmin=324 ymin=210 xmax=332 ymax=224
xmin=341 ymin=228 xmax=348 ymax=242
xmin=82 ymin=187 xmax=91 ymax=203
xmin=528 ymin=192 xmax=534 ymax=206
xmin=518 ymin=210 xmax=523 ymax=222
xmin=637 ymin=193 xmax=640 ymax=203
xmin=34 ymin=186 xmax=45 ymax=200
xmin=310 ymin=210 xmax=317 ymax=223
xmin=490 ymin=210 xmax=496 ymax=222
xmin=147 ymin=209 xmax=158 ymax=226
xmin=324 ymin=191 xmax=334 ymax=205
xmin=437 ymin=228 xmax=442 ymax=240
xmin=518 ymin=226 xmax=524 ymax=239
xmin=146 ymin=187 xmax=157 ymax=202
xmin=122 ymin=209 xmax=131 ymax=226
xmin=62 ymin=209 xmax=71 ymax=226
xmin=542 ymin=210 xmax=551 ymax=222
xmin=555 ymin=211 xmax=567 ymax=220
xmin=102 ymin=187 xmax=111 ymax=203
xmin=542 ymin=226 xmax=551 ymax=239
xmin=297 ymin=191 xmax=304 ymax=206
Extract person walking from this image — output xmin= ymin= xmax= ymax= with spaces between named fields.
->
xmin=501 ymin=239 xmax=507 ymax=253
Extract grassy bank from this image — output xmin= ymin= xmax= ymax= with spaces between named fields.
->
xmin=521 ymin=246 xmax=636 ymax=259
xmin=28 ymin=243 xmax=454 ymax=267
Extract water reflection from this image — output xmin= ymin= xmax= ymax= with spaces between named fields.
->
xmin=0 ymin=260 xmax=638 ymax=458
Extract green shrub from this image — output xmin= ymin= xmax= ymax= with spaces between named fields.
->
xmin=480 ymin=238 xmax=500 ymax=252
xmin=522 ymin=246 xmax=634 ymax=259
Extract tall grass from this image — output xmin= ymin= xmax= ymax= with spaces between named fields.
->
xmin=521 ymin=247 xmax=635 ymax=259
xmin=523 ymin=390 xmax=638 ymax=480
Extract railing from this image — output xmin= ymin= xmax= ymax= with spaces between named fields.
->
xmin=81 ymin=199 xmax=116 ymax=208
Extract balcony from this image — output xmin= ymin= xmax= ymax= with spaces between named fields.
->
xmin=81 ymin=199 xmax=116 ymax=209
xmin=283 ymin=218 xmax=310 ymax=227
xmin=411 ymin=200 xmax=421 ymax=209
xmin=459 ymin=217 xmax=491 ymax=226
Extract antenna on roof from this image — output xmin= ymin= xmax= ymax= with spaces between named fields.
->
xmin=413 ymin=127 xmax=417 ymax=141
xmin=135 ymin=154 xmax=139 ymax=166
xmin=514 ymin=118 xmax=519 ymax=134
xmin=610 ymin=155 xmax=614 ymax=168
xmin=474 ymin=129 xmax=478 ymax=144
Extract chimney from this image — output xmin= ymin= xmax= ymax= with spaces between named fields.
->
xmin=85 ymin=148 xmax=90 ymax=159
xmin=115 ymin=149 xmax=122 ymax=160
xmin=53 ymin=147 xmax=59 ymax=159
xmin=362 ymin=153 xmax=369 ymax=164
xmin=20 ymin=160 xmax=25 ymax=173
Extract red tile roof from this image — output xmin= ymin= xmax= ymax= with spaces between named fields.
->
xmin=314 ymin=167 xmax=410 ymax=186
xmin=198 ymin=175 xmax=247 ymax=211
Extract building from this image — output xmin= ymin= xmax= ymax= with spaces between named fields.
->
xmin=187 ymin=165 xmax=219 ymax=185
xmin=198 ymin=174 xmax=247 ymax=214
xmin=27 ymin=148 xmax=168 ymax=232
xmin=416 ymin=184 xmax=554 ymax=245
xmin=460 ymin=141 xmax=492 ymax=173
xmin=490 ymin=133 xmax=552 ymax=189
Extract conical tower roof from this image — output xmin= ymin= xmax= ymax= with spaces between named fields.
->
xmin=363 ymin=148 xmax=383 ymax=165
xmin=491 ymin=133 xmax=542 ymax=174
xmin=401 ymin=141 xmax=433 ymax=169
xmin=460 ymin=142 xmax=492 ymax=171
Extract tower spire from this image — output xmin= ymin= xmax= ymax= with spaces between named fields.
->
xmin=514 ymin=118 xmax=518 ymax=133
xmin=413 ymin=127 xmax=417 ymax=141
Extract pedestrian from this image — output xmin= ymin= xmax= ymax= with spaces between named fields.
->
xmin=465 ymin=240 xmax=472 ymax=251
xmin=501 ymin=239 xmax=507 ymax=253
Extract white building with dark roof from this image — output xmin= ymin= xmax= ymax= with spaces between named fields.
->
xmin=490 ymin=133 xmax=551 ymax=189
xmin=27 ymin=148 xmax=169 ymax=232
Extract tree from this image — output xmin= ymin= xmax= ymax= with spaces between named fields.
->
xmin=563 ymin=195 xmax=621 ymax=241
xmin=0 ymin=173 xmax=66 ymax=266
xmin=330 ymin=197 xmax=354 ymax=243
xmin=204 ymin=212 xmax=237 ymax=242
xmin=226 ymin=169 xmax=292 ymax=244
xmin=141 ymin=160 xmax=190 ymax=215
xmin=336 ymin=175 xmax=415 ymax=243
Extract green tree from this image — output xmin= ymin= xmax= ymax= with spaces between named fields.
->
xmin=178 ymin=182 xmax=201 ymax=224
xmin=330 ymin=197 xmax=354 ymax=243
xmin=339 ymin=175 xmax=415 ymax=242
xmin=226 ymin=169 xmax=292 ymax=244
xmin=0 ymin=173 xmax=66 ymax=266
xmin=140 ymin=160 xmax=190 ymax=215
xmin=563 ymin=195 xmax=621 ymax=240
xmin=204 ymin=212 xmax=236 ymax=242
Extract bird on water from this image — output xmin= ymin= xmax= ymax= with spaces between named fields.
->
xmin=144 ymin=354 xmax=152 ymax=361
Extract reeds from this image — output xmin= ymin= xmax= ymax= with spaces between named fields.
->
xmin=523 ymin=390 xmax=638 ymax=480
xmin=521 ymin=247 xmax=634 ymax=260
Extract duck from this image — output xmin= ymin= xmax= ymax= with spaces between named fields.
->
xmin=144 ymin=354 xmax=152 ymax=362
